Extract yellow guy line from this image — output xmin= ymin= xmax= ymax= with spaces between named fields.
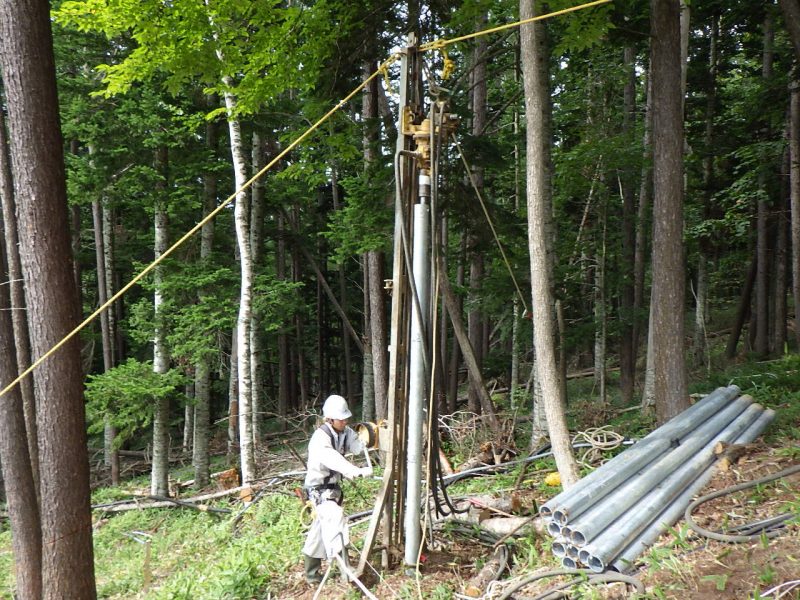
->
xmin=420 ymin=0 xmax=612 ymax=53
xmin=452 ymin=134 xmax=529 ymax=314
xmin=1 ymin=0 xmax=611 ymax=400
xmin=0 ymin=54 xmax=400 ymax=401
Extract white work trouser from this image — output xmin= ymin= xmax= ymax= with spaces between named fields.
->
xmin=302 ymin=499 xmax=349 ymax=559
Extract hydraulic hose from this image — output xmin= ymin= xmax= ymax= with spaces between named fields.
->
xmin=685 ymin=463 xmax=800 ymax=543
xmin=495 ymin=568 xmax=644 ymax=600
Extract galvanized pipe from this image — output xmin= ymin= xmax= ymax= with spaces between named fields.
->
xmin=611 ymin=407 xmax=775 ymax=572
xmin=568 ymin=395 xmax=753 ymax=546
xmin=541 ymin=385 xmax=740 ymax=523
xmin=579 ymin=403 xmax=764 ymax=572
xmin=404 ymin=194 xmax=430 ymax=567
xmin=552 ymin=538 xmax=569 ymax=558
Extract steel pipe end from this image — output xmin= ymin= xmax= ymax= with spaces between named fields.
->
xmin=562 ymin=556 xmax=578 ymax=569
xmin=571 ymin=529 xmax=587 ymax=546
xmin=588 ymin=555 xmax=605 ymax=573
xmin=552 ymin=542 xmax=567 ymax=557
xmin=566 ymin=544 xmax=579 ymax=559
xmin=540 ymin=505 xmax=553 ymax=519
xmin=553 ymin=510 xmax=568 ymax=525
xmin=547 ymin=521 xmax=563 ymax=537
xmin=561 ymin=526 xmax=574 ymax=540
xmin=578 ymin=549 xmax=592 ymax=565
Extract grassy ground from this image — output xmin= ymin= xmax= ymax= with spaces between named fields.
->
xmin=1 ymin=354 xmax=798 ymax=599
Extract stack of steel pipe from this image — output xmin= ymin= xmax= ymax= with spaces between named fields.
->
xmin=539 ymin=386 xmax=775 ymax=573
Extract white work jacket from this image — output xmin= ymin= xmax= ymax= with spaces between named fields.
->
xmin=304 ymin=423 xmax=365 ymax=488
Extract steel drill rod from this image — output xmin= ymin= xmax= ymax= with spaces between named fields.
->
xmin=579 ymin=403 xmax=764 ymax=572
xmin=567 ymin=395 xmax=753 ymax=546
xmin=610 ymin=407 xmax=775 ymax=572
xmin=541 ymin=385 xmax=740 ymax=524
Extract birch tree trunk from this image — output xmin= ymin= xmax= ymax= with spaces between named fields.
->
xmin=228 ymin=324 xmax=239 ymax=458
xmin=520 ymin=0 xmax=579 ymax=488
xmin=151 ymin=145 xmax=171 ymax=496
xmin=223 ymin=90 xmax=256 ymax=484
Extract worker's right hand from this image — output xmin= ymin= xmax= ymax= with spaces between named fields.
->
xmin=356 ymin=466 xmax=373 ymax=478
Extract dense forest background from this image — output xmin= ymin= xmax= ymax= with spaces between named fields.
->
xmin=1 ymin=0 xmax=800 ymax=597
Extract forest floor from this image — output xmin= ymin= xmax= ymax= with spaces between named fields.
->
xmin=4 ymin=365 xmax=799 ymax=600
xmin=271 ymin=440 xmax=800 ymax=600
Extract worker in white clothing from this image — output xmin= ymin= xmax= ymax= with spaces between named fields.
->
xmin=302 ymin=394 xmax=372 ymax=584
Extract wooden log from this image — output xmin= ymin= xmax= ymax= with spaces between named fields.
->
xmin=463 ymin=545 xmax=508 ymax=597
xmin=714 ymin=441 xmax=751 ymax=471
xmin=92 ymin=483 xmax=259 ymax=513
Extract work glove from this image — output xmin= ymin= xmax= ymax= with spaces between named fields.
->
xmin=356 ymin=466 xmax=373 ymax=478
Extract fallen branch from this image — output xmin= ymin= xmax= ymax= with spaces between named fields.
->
xmin=92 ymin=484 xmax=260 ymax=513
xmin=464 ymin=545 xmax=510 ymax=598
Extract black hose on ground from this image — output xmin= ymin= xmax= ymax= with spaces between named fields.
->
xmin=684 ymin=463 xmax=800 ymax=543
xmin=495 ymin=568 xmax=644 ymax=600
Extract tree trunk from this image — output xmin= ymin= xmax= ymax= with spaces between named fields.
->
xmin=250 ymin=130 xmax=266 ymax=445
xmin=0 ymin=94 xmax=39 ymax=499
xmin=193 ymin=95 xmax=218 ymax=489
xmin=92 ymin=195 xmax=120 ymax=484
xmin=619 ymin=46 xmax=637 ymax=405
xmin=790 ymin=80 xmax=800 ymax=351
xmin=437 ymin=257 xmax=499 ymax=430
xmin=228 ymin=324 xmax=239 ymax=457
xmin=0 ymin=218 xmax=42 ymax=600
xmin=520 ymin=0 xmax=579 ymax=488
xmin=0 ymin=1 xmax=96 ymax=593
xmin=692 ymin=16 xmax=718 ymax=370
xmin=650 ymin=0 xmax=689 ymax=424
xmin=773 ymin=147 xmax=788 ymax=355
xmin=447 ymin=236 xmax=466 ymax=413
xmin=362 ymin=59 xmax=388 ymax=421
xmin=331 ymin=168 xmax=355 ymax=401
xmin=778 ymin=0 xmax=800 ymax=61
xmin=755 ymin=9 xmax=775 ymax=358
xmin=467 ymin=20 xmax=488 ymax=415
xmin=183 ymin=383 xmax=194 ymax=452
xmin=151 ymin=145 xmax=171 ymax=497
xmin=636 ymin=61 xmax=654 ymax=409
xmin=277 ymin=212 xmax=291 ymax=419
xmin=368 ymin=250 xmax=388 ymax=420
xmin=593 ymin=203 xmax=607 ymax=404
xmin=223 ymin=97 xmax=256 ymax=484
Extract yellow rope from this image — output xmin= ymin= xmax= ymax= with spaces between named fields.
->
xmin=1 ymin=0 xmax=610 ymax=400
xmin=452 ymin=134 xmax=529 ymax=314
xmin=420 ymin=0 xmax=612 ymax=53
xmin=0 ymin=54 xmax=400 ymax=401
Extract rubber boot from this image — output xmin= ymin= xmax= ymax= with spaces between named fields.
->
xmin=303 ymin=554 xmax=323 ymax=584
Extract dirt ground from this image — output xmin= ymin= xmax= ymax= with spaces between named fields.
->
xmin=273 ymin=443 xmax=799 ymax=599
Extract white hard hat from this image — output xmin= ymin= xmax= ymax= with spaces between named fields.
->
xmin=322 ymin=394 xmax=352 ymax=420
